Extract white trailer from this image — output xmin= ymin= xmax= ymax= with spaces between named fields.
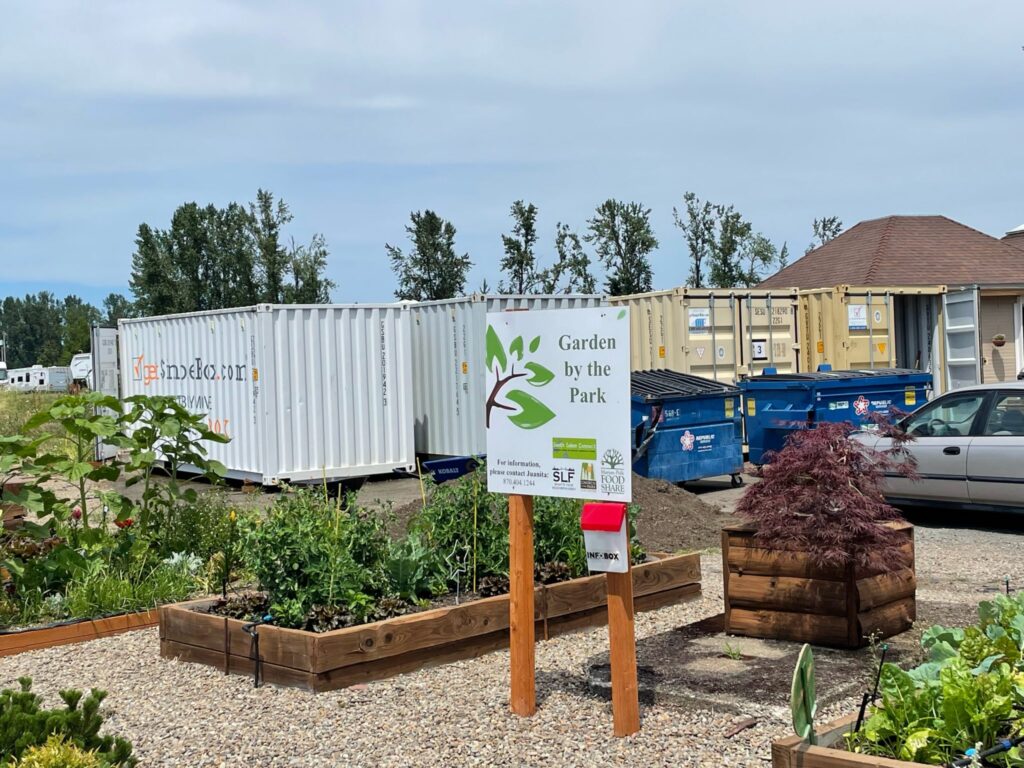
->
xmin=69 ymin=353 xmax=93 ymax=387
xmin=7 ymin=366 xmax=72 ymax=393
xmin=409 ymin=294 xmax=606 ymax=457
xmin=118 ymin=304 xmax=416 ymax=485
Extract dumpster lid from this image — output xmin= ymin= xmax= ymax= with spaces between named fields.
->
xmin=746 ymin=368 xmax=927 ymax=381
xmin=580 ymin=502 xmax=627 ymax=532
xmin=631 ymin=370 xmax=740 ymax=402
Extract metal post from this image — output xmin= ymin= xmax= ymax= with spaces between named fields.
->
xmin=884 ymin=293 xmax=893 ymax=366
xmin=746 ymin=294 xmax=753 ymax=372
xmin=710 ymin=294 xmax=718 ymax=381
xmin=767 ymin=294 xmax=775 ymax=366
xmin=867 ymin=291 xmax=875 ymax=368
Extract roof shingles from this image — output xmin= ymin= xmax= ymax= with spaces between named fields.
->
xmin=759 ymin=216 xmax=1024 ymax=289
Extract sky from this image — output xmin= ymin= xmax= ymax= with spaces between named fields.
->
xmin=1 ymin=1 xmax=1023 ymax=307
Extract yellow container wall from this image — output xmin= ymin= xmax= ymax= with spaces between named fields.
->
xmin=798 ymin=286 xmax=947 ymax=374
xmin=610 ymin=288 xmax=801 ymax=381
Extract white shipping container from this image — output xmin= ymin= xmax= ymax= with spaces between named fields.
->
xmin=118 ymin=304 xmax=415 ymax=484
xmin=409 ymin=294 xmax=606 ymax=457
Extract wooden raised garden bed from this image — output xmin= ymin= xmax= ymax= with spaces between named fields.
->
xmin=722 ymin=523 xmax=915 ymax=648
xmin=0 ymin=609 xmax=160 ymax=658
xmin=160 ymin=552 xmax=702 ymax=692
xmin=772 ymin=713 xmax=924 ymax=767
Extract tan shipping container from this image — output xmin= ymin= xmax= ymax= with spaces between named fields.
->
xmin=609 ymin=287 xmax=801 ymax=382
xmin=798 ymin=285 xmax=947 ymax=392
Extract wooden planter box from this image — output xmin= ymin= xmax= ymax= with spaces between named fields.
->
xmin=773 ymin=713 xmax=925 ymax=767
xmin=722 ymin=523 xmax=915 ymax=648
xmin=160 ymin=552 xmax=702 ymax=692
xmin=0 ymin=610 xmax=160 ymax=658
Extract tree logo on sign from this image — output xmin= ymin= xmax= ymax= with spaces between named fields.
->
xmin=485 ymin=325 xmax=556 ymax=429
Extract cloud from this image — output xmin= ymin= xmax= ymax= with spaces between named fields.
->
xmin=0 ymin=1 xmax=1022 ymax=303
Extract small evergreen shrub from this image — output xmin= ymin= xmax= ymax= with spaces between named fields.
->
xmin=0 ymin=678 xmax=135 ymax=766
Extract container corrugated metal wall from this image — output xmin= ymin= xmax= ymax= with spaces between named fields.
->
xmin=797 ymin=286 xmax=947 ymax=376
xmin=119 ymin=304 xmax=415 ymax=484
xmin=410 ymin=294 xmax=605 ymax=457
xmin=609 ymin=288 xmax=801 ymax=382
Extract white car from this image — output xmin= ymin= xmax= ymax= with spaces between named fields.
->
xmin=855 ymin=382 xmax=1024 ymax=513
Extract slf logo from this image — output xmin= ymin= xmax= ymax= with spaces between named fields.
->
xmin=553 ymin=467 xmax=575 ymax=483
xmin=854 ymin=395 xmax=870 ymax=417
xmin=680 ymin=430 xmax=695 ymax=451
xmin=552 ymin=466 xmax=576 ymax=489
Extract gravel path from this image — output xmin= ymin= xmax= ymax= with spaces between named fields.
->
xmin=2 ymin=519 xmax=1020 ymax=767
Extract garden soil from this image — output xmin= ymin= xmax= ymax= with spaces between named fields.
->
xmin=389 ymin=473 xmax=735 ymax=554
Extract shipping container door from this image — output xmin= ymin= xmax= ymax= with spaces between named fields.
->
xmin=942 ymin=288 xmax=982 ymax=390
xmin=91 ymin=326 xmax=120 ymax=461
xmin=737 ymin=293 xmax=800 ymax=376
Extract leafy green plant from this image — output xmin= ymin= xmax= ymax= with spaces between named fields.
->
xmin=240 ymin=490 xmax=376 ymax=629
xmin=722 ymin=642 xmax=744 ymax=661
xmin=62 ymin=557 xmax=196 ymax=618
xmin=484 ymin=325 xmax=556 ymax=429
xmin=117 ymin=395 xmax=228 ymax=540
xmin=0 ymin=678 xmax=135 ymax=767
xmin=847 ymin=591 xmax=1024 ymax=765
xmin=21 ymin=392 xmax=122 ymax=528
xmin=409 ymin=467 xmax=509 ymax=586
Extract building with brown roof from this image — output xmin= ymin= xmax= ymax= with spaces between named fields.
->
xmin=759 ymin=215 xmax=1024 ymax=389
xmin=759 ymin=215 xmax=1024 ymax=289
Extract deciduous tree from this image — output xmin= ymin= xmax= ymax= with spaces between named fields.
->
xmin=807 ymin=216 xmax=843 ymax=254
xmin=584 ymin=200 xmax=657 ymax=296
xmin=498 ymin=201 xmax=539 ymax=294
xmin=387 ymin=210 xmax=472 ymax=301
xmin=537 ymin=224 xmax=596 ymax=294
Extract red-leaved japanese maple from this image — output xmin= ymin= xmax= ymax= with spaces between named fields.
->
xmin=736 ymin=420 xmax=917 ymax=572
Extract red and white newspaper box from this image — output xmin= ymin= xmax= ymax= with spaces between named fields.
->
xmin=581 ymin=502 xmax=629 ymax=574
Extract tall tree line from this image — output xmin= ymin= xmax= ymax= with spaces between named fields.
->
xmin=389 ymin=196 xmax=825 ymax=299
xmin=129 ymin=189 xmax=335 ymax=316
xmin=0 ymin=293 xmax=131 ymax=368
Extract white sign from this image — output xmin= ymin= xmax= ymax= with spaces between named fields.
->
xmin=751 ymin=339 xmax=768 ymax=361
xmin=848 ymin=304 xmax=868 ymax=330
xmin=485 ymin=307 xmax=632 ymax=502
xmin=688 ymin=307 xmax=711 ymax=331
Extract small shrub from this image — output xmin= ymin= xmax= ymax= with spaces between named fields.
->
xmin=15 ymin=735 xmax=100 ymax=768
xmin=240 ymin=490 xmax=376 ymax=629
xmin=0 ymin=678 xmax=135 ymax=766
xmin=737 ymin=421 xmax=916 ymax=571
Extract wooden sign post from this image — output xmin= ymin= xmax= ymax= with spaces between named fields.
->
xmin=606 ymin=567 xmax=640 ymax=736
xmin=508 ymin=493 xmax=536 ymax=716
xmin=581 ymin=501 xmax=639 ymax=736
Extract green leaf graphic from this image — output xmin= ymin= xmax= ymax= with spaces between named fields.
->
xmin=485 ymin=325 xmax=507 ymax=372
xmin=505 ymin=389 xmax=556 ymax=429
xmin=529 ymin=335 xmax=541 ymax=353
xmin=617 ymin=309 xmax=626 ymax=319
xmin=509 ymin=335 xmax=524 ymax=361
xmin=524 ymin=362 xmax=555 ymax=386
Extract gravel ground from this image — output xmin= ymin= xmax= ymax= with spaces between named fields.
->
xmin=2 ymin=514 xmax=1020 ymax=767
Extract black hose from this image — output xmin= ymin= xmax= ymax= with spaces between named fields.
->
xmin=949 ymin=733 xmax=1024 ymax=767
xmin=242 ymin=614 xmax=274 ymax=688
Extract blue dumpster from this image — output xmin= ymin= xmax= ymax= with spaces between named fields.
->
xmin=740 ymin=368 xmax=933 ymax=464
xmin=631 ymin=370 xmax=744 ymax=486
